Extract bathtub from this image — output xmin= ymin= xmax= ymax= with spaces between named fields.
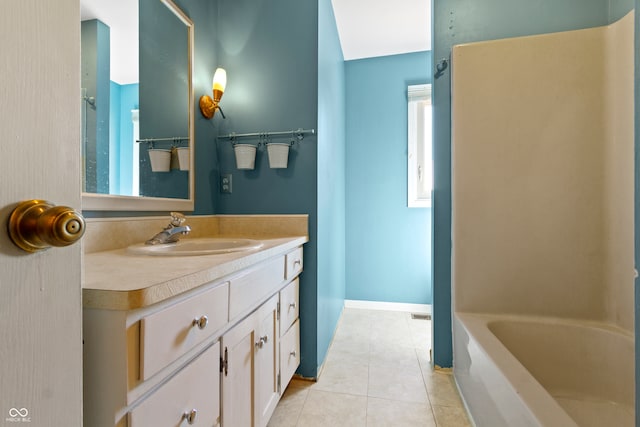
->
xmin=453 ymin=313 xmax=634 ymax=427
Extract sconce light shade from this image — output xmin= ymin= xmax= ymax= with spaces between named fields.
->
xmin=212 ymin=68 xmax=227 ymax=93
xmin=199 ymin=67 xmax=227 ymax=119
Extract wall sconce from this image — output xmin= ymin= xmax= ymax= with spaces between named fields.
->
xmin=199 ymin=67 xmax=227 ymax=119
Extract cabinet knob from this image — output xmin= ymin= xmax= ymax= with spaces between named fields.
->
xmin=192 ymin=315 xmax=208 ymax=329
xmin=182 ymin=409 xmax=197 ymax=424
xmin=255 ymin=335 xmax=268 ymax=349
xmin=293 ymin=259 xmax=302 ymax=267
xmin=289 ymin=302 xmax=297 ymax=310
xmin=290 ymin=350 xmax=297 ymax=358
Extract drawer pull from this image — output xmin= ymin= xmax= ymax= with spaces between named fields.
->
xmin=192 ymin=315 xmax=209 ymax=330
xmin=289 ymin=302 xmax=297 ymax=310
xmin=293 ymin=259 xmax=301 ymax=267
xmin=182 ymin=409 xmax=198 ymax=424
xmin=254 ymin=335 xmax=268 ymax=349
xmin=290 ymin=350 xmax=297 ymax=357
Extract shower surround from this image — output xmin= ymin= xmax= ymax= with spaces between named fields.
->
xmin=450 ymin=11 xmax=635 ymax=427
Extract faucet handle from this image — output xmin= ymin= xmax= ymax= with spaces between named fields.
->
xmin=169 ymin=212 xmax=186 ymax=227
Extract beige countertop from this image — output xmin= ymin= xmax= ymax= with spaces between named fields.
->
xmin=83 ymin=235 xmax=307 ymax=311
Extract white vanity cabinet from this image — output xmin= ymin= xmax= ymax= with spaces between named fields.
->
xmin=83 ymin=243 xmax=304 ymax=427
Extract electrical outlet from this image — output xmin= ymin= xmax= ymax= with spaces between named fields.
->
xmin=220 ymin=173 xmax=232 ymax=194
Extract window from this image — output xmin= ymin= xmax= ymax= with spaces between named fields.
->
xmin=408 ymin=84 xmax=432 ymax=208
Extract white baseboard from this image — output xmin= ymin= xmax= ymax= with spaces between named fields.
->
xmin=344 ymin=299 xmax=432 ymax=314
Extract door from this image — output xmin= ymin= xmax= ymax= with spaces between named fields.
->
xmin=636 ymin=6 xmax=640 ymax=424
xmin=221 ymin=294 xmax=280 ymax=427
xmin=0 ymin=1 xmax=83 ymax=426
xmin=636 ymin=61 xmax=640 ymax=427
xmin=254 ymin=295 xmax=279 ymax=427
xmin=221 ymin=312 xmax=256 ymax=427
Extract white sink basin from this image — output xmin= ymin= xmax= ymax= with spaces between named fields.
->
xmin=127 ymin=238 xmax=264 ymax=256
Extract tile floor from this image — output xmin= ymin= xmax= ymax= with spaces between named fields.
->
xmin=268 ymin=308 xmax=472 ymax=427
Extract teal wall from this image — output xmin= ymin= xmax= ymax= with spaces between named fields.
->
xmin=612 ymin=0 xmax=636 ymax=20
xmin=119 ymin=84 xmax=139 ymax=195
xmin=432 ymin=0 xmax=633 ymax=368
xmin=345 ymin=51 xmax=432 ymax=305
xmin=317 ymin=0 xmax=347 ymax=371
xmin=214 ymin=0 xmax=322 ymax=378
xmin=109 ymin=82 xmax=139 ymax=195
xmin=139 ymin=0 xmax=190 ymax=199
xmin=81 ymin=19 xmax=110 ymax=194
xmin=171 ymin=0 xmax=219 ymax=213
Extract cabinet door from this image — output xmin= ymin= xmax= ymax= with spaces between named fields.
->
xmin=221 ymin=312 xmax=256 ymax=427
xmin=255 ymin=295 xmax=280 ymax=427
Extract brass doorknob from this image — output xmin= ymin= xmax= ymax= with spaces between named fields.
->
xmin=8 ymin=200 xmax=86 ymax=253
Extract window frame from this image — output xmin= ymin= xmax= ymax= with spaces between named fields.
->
xmin=407 ymin=83 xmax=432 ymax=208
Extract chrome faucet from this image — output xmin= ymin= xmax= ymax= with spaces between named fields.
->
xmin=145 ymin=212 xmax=191 ymax=245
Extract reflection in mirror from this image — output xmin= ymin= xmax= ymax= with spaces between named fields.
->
xmin=80 ymin=0 xmax=194 ymax=211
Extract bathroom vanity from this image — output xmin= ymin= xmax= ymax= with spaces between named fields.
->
xmin=82 ymin=215 xmax=307 ymax=427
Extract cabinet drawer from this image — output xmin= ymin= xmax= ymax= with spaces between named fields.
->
xmin=128 ymin=342 xmax=220 ymax=427
xmin=140 ymin=282 xmax=229 ymax=381
xmin=285 ymin=247 xmax=303 ymax=281
xmin=280 ymin=319 xmax=300 ymax=391
xmin=229 ymin=257 xmax=285 ymax=320
xmin=279 ymin=279 xmax=299 ymax=335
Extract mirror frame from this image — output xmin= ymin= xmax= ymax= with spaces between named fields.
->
xmin=82 ymin=0 xmax=195 ymax=212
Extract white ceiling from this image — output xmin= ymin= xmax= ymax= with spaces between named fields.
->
xmin=331 ymin=0 xmax=431 ymax=61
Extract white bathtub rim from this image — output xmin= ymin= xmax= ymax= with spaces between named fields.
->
xmin=458 ymin=311 xmax=634 ymax=337
xmin=455 ymin=312 xmax=583 ymax=427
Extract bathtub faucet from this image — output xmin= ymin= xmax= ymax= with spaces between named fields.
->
xmin=145 ymin=212 xmax=191 ymax=245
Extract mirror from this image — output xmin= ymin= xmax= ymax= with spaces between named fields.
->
xmin=80 ymin=0 xmax=194 ymax=211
